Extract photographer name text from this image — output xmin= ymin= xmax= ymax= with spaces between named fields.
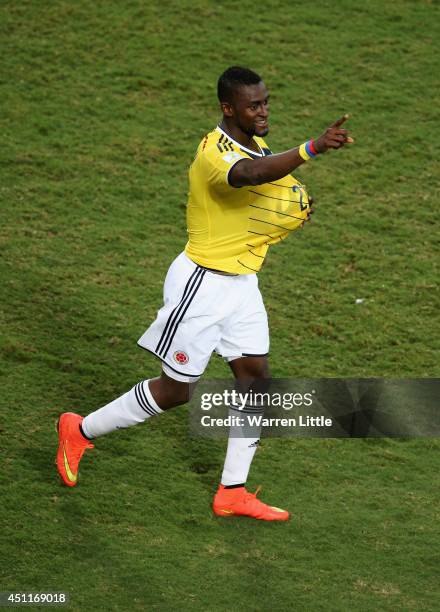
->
xmin=200 ymin=415 xmax=332 ymax=428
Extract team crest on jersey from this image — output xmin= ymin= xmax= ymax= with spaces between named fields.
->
xmin=174 ymin=350 xmax=189 ymax=365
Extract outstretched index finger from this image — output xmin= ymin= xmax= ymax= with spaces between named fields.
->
xmin=331 ymin=114 xmax=349 ymax=128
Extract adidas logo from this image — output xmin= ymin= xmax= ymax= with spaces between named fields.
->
xmin=248 ymin=440 xmax=260 ymax=448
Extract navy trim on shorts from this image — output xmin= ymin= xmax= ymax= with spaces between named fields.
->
xmin=155 ymin=267 xmax=206 ymax=359
xmin=137 ymin=344 xmax=203 ymax=378
xmin=158 ymin=268 xmax=206 ymax=357
xmin=160 ymin=269 xmax=206 ymax=359
xmin=241 ymin=353 xmax=269 ymax=357
xmin=155 ymin=266 xmax=201 ymax=355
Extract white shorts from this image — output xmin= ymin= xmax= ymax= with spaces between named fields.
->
xmin=137 ymin=252 xmax=269 ymax=382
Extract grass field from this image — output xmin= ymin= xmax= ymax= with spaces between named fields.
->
xmin=1 ymin=0 xmax=440 ymax=610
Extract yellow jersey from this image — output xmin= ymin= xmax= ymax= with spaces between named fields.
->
xmin=185 ymin=125 xmax=310 ymax=274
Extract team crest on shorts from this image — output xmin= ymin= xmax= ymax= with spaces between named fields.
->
xmin=173 ymin=350 xmax=189 ymax=365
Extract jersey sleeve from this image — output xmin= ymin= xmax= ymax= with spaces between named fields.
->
xmin=199 ymin=145 xmax=247 ymax=189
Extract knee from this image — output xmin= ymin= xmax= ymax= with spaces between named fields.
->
xmin=229 ymin=359 xmax=271 ymax=398
xmin=230 ymin=356 xmax=271 ymax=381
xmin=148 ymin=373 xmax=195 ymax=410
xmin=252 ymin=362 xmax=270 ymax=380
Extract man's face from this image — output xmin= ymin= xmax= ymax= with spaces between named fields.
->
xmin=223 ymin=81 xmax=270 ymax=138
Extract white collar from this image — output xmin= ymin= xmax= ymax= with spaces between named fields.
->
xmin=216 ymin=125 xmax=263 ymax=157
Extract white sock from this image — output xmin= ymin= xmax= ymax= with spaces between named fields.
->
xmin=220 ymin=406 xmax=262 ymax=486
xmin=221 ymin=436 xmax=260 ymax=486
xmin=81 ymin=380 xmax=163 ymax=438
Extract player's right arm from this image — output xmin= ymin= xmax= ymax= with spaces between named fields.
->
xmin=229 ymin=115 xmax=354 ymax=188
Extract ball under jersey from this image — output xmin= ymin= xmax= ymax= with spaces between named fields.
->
xmin=185 ymin=125 xmax=310 ymax=275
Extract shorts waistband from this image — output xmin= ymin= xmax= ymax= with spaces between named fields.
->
xmin=198 ymin=265 xmax=238 ymax=277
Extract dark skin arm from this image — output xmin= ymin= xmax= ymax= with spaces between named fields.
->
xmin=229 ymin=115 xmax=354 ymax=188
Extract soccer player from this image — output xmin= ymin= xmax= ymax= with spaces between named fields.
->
xmin=56 ymin=66 xmax=353 ymax=520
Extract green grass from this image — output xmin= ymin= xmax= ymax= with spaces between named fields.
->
xmin=1 ymin=0 xmax=440 ymax=610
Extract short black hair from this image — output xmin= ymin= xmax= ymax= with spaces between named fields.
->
xmin=217 ymin=66 xmax=262 ymax=103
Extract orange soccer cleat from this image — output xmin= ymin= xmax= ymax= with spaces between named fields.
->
xmin=56 ymin=412 xmax=94 ymax=487
xmin=213 ymin=485 xmax=290 ymax=521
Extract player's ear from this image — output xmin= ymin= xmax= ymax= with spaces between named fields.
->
xmin=220 ymin=101 xmax=234 ymax=118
